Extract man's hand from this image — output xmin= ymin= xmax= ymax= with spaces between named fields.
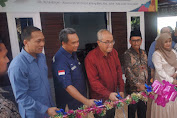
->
xmin=119 ymin=92 xmax=124 ymax=98
xmin=171 ymin=73 xmax=177 ymax=79
xmin=109 ymin=92 xmax=118 ymax=101
xmin=172 ymin=79 xmax=177 ymax=85
xmin=136 ymin=83 xmax=145 ymax=91
xmin=84 ymin=99 xmax=95 ymax=107
xmin=46 ymin=107 xmax=59 ymax=117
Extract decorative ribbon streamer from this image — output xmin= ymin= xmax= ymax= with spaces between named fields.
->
xmin=51 ymin=81 xmax=177 ymax=117
xmin=116 ymin=92 xmax=126 ymax=118
xmin=51 ymin=84 xmax=155 ymax=118
xmin=121 ymin=107 xmax=126 ymax=118
xmin=152 ymin=80 xmax=177 ymax=107
xmin=49 ymin=79 xmax=177 ymax=118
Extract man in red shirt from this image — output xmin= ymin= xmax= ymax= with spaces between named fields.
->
xmin=85 ymin=29 xmax=124 ymax=118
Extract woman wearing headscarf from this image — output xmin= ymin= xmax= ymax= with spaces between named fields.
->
xmin=0 ymin=40 xmax=21 ymax=118
xmin=151 ymin=33 xmax=177 ymax=118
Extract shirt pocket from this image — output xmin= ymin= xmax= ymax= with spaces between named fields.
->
xmin=28 ymin=72 xmax=41 ymax=90
xmin=70 ymin=65 xmax=80 ymax=79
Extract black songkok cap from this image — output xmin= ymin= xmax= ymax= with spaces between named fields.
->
xmin=130 ymin=30 xmax=142 ymax=39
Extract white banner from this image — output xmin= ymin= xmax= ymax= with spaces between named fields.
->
xmin=0 ymin=0 xmax=157 ymax=12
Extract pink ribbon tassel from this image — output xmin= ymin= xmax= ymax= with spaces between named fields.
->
xmin=152 ymin=80 xmax=177 ymax=107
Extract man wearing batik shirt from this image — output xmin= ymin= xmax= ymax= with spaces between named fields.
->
xmin=52 ymin=28 xmax=94 ymax=110
xmin=85 ymin=29 xmax=124 ymax=118
xmin=124 ymin=30 xmax=148 ymax=118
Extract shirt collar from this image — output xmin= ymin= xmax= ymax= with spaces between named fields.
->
xmin=60 ymin=47 xmax=76 ymax=59
xmin=96 ymin=46 xmax=112 ymax=57
xmin=21 ymin=48 xmax=38 ymax=63
xmin=130 ymin=47 xmax=142 ymax=55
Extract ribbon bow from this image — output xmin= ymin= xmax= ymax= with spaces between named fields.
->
xmin=152 ymin=80 xmax=177 ymax=107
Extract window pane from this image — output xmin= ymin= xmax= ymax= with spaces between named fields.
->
xmin=15 ymin=18 xmax=33 ymax=51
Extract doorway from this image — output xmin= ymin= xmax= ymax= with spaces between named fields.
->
xmin=64 ymin=12 xmax=108 ymax=62
xmin=64 ymin=12 xmax=107 ymax=50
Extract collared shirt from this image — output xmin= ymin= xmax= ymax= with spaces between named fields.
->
xmin=148 ymin=40 xmax=175 ymax=69
xmin=52 ymin=47 xmax=87 ymax=110
xmin=8 ymin=49 xmax=54 ymax=118
xmin=124 ymin=47 xmax=148 ymax=94
xmin=85 ymin=46 xmax=124 ymax=101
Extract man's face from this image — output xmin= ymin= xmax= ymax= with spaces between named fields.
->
xmin=162 ymin=28 xmax=172 ymax=37
xmin=0 ymin=43 xmax=9 ymax=75
xmin=129 ymin=36 xmax=142 ymax=51
xmin=97 ymin=32 xmax=114 ymax=54
xmin=62 ymin=33 xmax=79 ymax=54
xmin=24 ymin=31 xmax=45 ymax=56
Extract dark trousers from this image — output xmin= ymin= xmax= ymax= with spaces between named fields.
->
xmin=128 ymin=100 xmax=147 ymax=118
xmin=94 ymin=108 xmax=115 ymax=118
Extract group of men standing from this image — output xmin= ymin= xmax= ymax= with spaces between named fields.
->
xmin=8 ymin=26 xmax=147 ymax=118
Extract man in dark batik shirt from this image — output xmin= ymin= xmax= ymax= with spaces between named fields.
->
xmin=124 ymin=30 xmax=148 ymax=118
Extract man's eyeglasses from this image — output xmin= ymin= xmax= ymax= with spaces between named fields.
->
xmin=131 ymin=39 xmax=141 ymax=43
xmin=99 ymin=40 xmax=115 ymax=45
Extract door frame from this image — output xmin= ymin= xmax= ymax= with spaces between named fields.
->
xmin=106 ymin=12 xmax=112 ymax=33
xmin=7 ymin=12 xmax=42 ymax=58
xmin=127 ymin=12 xmax=145 ymax=50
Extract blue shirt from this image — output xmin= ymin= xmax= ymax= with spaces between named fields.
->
xmin=52 ymin=47 xmax=87 ymax=110
xmin=8 ymin=49 xmax=54 ymax=118
xmin=148 ymin=40 xmax=176 ymax=69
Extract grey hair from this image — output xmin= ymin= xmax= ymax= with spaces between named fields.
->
xmin=160 ymin=27 xmax=171 ymax=34
xmin=97 ymin=29 xmax=111 ymax=40
xmin=59 ymin=28 xmax=76 ymax=43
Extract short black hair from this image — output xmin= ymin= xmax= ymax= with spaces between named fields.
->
xmin=21 ymin=26 xmax=41 ymax=41
xmin=0 ymin=39 xmax=4 ymax=52
xmin=59 ymin=28 xmax=76 ymax=43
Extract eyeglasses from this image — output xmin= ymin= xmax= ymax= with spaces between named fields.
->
xmin=131 ymin=39 xmax=141 ymax=43
xmin=99 ymin=40 xmax=115 ymax=45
